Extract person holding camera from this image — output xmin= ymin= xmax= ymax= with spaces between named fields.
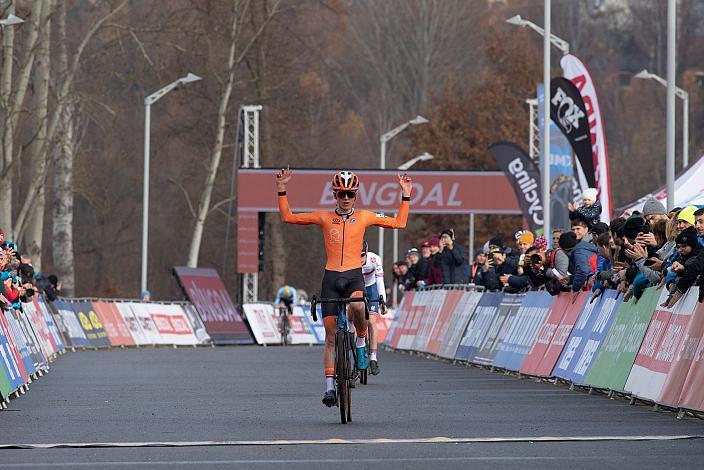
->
xmin=482 ymin=239 xmax=527 ymax=292
xmin=433 ymin=228 xmax=467 ymax=285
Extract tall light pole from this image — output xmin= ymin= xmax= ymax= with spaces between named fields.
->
xmin=507 ymin=8 xmax=560 ymax=238
xmin=635 ymin=69 xmax=689 ymax=169
xmin=141 ymin=73 xmax=202 ymax=296
xmin=666 ymin=0 xmax=676 ymax=210
xmin=542 ymin=1 xmax=552 ymax=239
xmin=379 ymin=115 xmax=428 ymax=262
xmin=0 ymin=14 xmax=24 ymax=27
xmin=392 ymin=152 xmax=433 ymax=306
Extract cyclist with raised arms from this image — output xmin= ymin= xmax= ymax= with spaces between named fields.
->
xmin=361 ymin=240 xmax=386 ymax=375
xmin=276 ymin=167 xmax=412 ymax=406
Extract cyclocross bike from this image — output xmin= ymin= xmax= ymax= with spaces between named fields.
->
xmin=279 ymin=306 xmax=290 ymax=346
xmin=310 ymin=295 xmax=369 ymax=424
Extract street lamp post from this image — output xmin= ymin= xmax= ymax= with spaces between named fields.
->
xmin=378 ymin=115 xmax=429 ymax=265
xmin=0 ymin=14 xmax=24 ymax=27
xmin=507 ymin=8 xmax=558 ymax=240
xmin=141 ymin=73 xmax=202 ymax=296
xmin=392 ymin=152 xmax=433 ymax=306
xmin=666 ymin=0 xmax=676 ymax=211
xmin=635 ymin=69 xmax=689 ymax=169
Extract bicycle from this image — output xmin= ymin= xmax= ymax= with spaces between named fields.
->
xmin=310 ymin=295 xmax=369 ymax=424
xmin=278 ymin=306 xmax=290 ymax=346
xmin=358 ymin=296 xmax=385 ymax=385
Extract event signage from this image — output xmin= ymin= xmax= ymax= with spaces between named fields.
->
xmin=412 ymin=290 xmax=447 ymax=353
xmin=489 ymin=142 xmax=544 ymax=233
xmin=426 ymin=290 xmax=464 ymax=356
xmin=71 ymin=301 xmax=111 ymax=348
xmin=552 ymin=290 xmax=622 ymax=383
xmin=53 ymin=300 xmax=91 ymax=349
xmin=4 ymin=311 xmax=36 ymax=376
xmin=549 ymin=77 xmax=595 ymax=188
xmin=493 ymin=291 xmax=554 ymax=371
xmin=473 ymin=293 xmax=524 ymax=366
xmin=561 ymin=54 xmax=612 ymax=220
xmin=437 ymin=291 xmax=483 ymax=360
xmin=173 ymin=267 xmax=254 ymax=344
xmin=520 ymin=293 xmax=572 ymax=375
xmin=583 ymin=287 xmax=661 ymax=391
xmin=0 ymin=314 xmax=25 ymax=392
xmin=454 ymin=292 xmax=503 ymax=362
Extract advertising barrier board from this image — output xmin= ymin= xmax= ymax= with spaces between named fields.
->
xmin=455 ymin=292 xmax=503 ymax=362
xmin=53 ymin=300 xmax=91 ymax=349
xmin=438 ymin=291 xmax=483 ymax=360
xmin=92 ymin=302 xmax=136 ymax=346
xmin=493 ymin=291 xmax=554 ymax=371
xmin=553 ymin=290 xmax=622 ymax=383
xmin=70 ymin=301 xmax=110 ymax=348
xmin=583 ymin=287 xmax=660 ymax=391
xmin=426 ymin=290 xmax=464 ymax=356
xmin=173 ymin=267 xmax=254 ymax=344
xmin=520 ymin=293 xmax=572 ymax=376
xmin=473 ymin=293 xmax=525 ymax=366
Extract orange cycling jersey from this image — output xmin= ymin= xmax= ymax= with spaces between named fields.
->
xmin=278 ymin=194 xmax=409 ymax=272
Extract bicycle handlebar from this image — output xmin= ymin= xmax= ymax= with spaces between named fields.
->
xmin=309 ymin=296 xmax=369 ymax=322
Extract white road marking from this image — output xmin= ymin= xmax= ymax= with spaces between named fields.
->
xmin=0 ymin=434 xmax=702 ymax=449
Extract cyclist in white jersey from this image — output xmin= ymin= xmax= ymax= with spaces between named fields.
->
xmin=361 ymin=241 xmax=386 ymax=375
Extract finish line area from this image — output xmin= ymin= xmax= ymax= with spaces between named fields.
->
xmin=2 ymin=347 xmax=703 ymax=469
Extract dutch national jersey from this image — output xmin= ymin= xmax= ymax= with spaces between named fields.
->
xmin=362 ymin=251 xmax=386 ymax=300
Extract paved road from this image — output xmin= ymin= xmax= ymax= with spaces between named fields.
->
xmin=1 ymin=346 xmax=703 ymax=469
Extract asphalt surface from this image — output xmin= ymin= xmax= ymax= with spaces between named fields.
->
xmin=1 ymin=346 xmax=703 ymax=469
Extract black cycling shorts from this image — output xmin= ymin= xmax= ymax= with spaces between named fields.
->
xmin=320 ymin=268 xmax=365 ymax=318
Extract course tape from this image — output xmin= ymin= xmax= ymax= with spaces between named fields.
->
xmin=2 ymin=434 xmax=703 ymax=449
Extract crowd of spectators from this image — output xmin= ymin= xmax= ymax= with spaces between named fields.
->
xmin=0 ymin=229 xmax=61 ymax=311
xmin=392 ymin=188 xmax=704 ymax=308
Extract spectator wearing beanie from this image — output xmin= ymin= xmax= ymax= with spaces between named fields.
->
xmin=642 ymin=197 xmax=668 ymax=227
xmin=425 ymin=237 xmax=443 ymax=286
xmin=676 ymin=205 xmax=698 ymax=233
xmin=568 ymin=188 xmax=602 ymax=228
xmin=517 ymin=231 xmax=534 ymax=254
xmin=560 ymin=231 xmax=597 ymax=292
xmin=662 ymin=226 xmax=704 ymax=308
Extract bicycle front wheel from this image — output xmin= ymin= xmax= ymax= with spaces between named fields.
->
xmin=335 ymin=330 xmax=352 ymax=424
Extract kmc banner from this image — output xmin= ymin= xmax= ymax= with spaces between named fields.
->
xmin=493 ymin=291 xmax=554 ymax=371
xmin=437 ymin=291 xmax=483 ymax=360
xmin=454 ymin=292 xmax=503 ymax=362
xmin=489 ymin=142 xmax=544 ymax=234
xmin=473 ymin=293 xmax=525 ymax=366
xmin=561 ymin=53 xmax=612 ymax=220
xmin=583 ymin=287 xmax=660 ymax=391
xmin=553 ymin=290 xmax=622 ymax=383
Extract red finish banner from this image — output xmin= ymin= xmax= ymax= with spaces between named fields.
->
xmin=237 ymin=169 xmax=521 ymax=214
xmin=426 ymin=290 xmax=464 ymax=356
xmin=173 ymin=267 xmax=254 ymax=344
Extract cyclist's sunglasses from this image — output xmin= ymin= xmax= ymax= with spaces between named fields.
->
xmin=336 ymin=190 xmax=357 ymax=199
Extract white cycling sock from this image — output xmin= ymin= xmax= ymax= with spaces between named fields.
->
xmin=370 ymin=352 xmax=377 ymax=361
xmin=355 ymin=336 xmax=366 ymax=348
xmin=326 ymin=376 xmax=334 ymax=391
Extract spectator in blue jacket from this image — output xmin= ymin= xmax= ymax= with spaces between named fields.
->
xmin=559 ymin=231 xmax=597 ymax=292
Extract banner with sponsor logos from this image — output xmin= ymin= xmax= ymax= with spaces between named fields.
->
xmin=437 ymin=291 xmax=483 ymax=360
xmin=3 ymin=311 xmax=36 ymax=376
xmin=0 ymin=313 xmax=26 ymax=393
xmin=411 ymin=289 xmax=447 ymax=353
xmin=70 ymin=301 xmax=111 ymax=348
xmin=455 ymin=292 xmax=503 ymax=362
xmin=426 ymin=290 xmax=464 ymax=356
xmin=140 ymin=303 xmax=198 ymax=345
xmin=53 ymin=300 xmax=91 ymax=349
xmin=520 ymin=293 xmax=572 ymax=376
xmin=561 ymin=54 xmax=612 ymax=220
xmin=552 ymin=290 xmax=622 ymax=383
xmin=493 ymin=291 xmax=554 ymax=371
xmin=583 ymin=287 xmax=660 ymax=391
xmin=92 ymin=301 xmax=135 ymax=346
xmin=489 ymin=142 xmax=544 ymax=234
xmin=473 ymin=293 xmax=525 ymax=366
xmin=173 ymin=267 xmax=254 ymax=344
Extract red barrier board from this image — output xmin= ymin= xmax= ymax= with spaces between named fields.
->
xmin=532 ymin=292 xmax=587 ymax=377
xmin=92 ymin=302 xmax=136 ymax=346
xmin=426 ymin=290 xmax=464 ymax=356
xmin=520 ymin=293 xmax=572 ymax=376
xmin=173 ymin=267 xmax=254 ymax=344
xmin=677 ymin=316 xmax=704 ymax=411
xmin=412 ymin=290 xmax=446 ymax=352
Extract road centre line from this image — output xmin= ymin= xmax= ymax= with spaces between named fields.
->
xmin=1 ymin=434 xmax=703 ymax=449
